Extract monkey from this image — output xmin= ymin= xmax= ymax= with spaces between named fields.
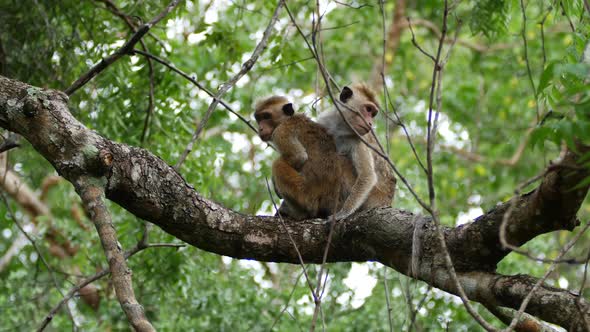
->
xmin=254 ymin=96 xmax=347 ymax=220
xmin=255 ymin=87 xmax=395 ymax=221
xmin=318 ymin=83 xmax=396 ymax=220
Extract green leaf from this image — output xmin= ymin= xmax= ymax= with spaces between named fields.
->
xmin=537 ymin=62 xmax=556 ymax=96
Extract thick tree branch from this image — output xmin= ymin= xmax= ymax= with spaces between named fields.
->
xmin=77 ymin=182 xmax=155 ymax=331
xmin=447 ymin=147 xmax=589 ymax=271
xmin=0 ymin=75 xmax=588 ymax=331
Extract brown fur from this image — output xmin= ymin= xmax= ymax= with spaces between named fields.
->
xmin=255 ymin=97 xmax=345 ymax=219
xmin=352 ymin=83 xmax=380 ymax=109
xmin=255 ymin=87 xmax=395 ymax=220
xmin=362 ymin=135 xmax=397 ymax=208
xmin=255 ymin=96 xmax=288 ymax=112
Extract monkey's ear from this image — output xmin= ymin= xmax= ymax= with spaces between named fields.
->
xmin=340 ymin=86 xmax=353 ymax=103
xmin=282 ymin=103 xmax=295 ymax=116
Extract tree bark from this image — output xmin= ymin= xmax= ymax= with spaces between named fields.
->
xmin=0 ymin=75 xmax=588 ymax=331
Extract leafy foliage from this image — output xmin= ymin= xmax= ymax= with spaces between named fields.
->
xmin=0 ymin=0 xmax=588 ymax=330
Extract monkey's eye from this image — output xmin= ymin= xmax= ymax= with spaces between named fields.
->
xmin=255 ymin=113 xmax=271 ymax=121
xmin=365 ymin=105 xmax=378 ymax=117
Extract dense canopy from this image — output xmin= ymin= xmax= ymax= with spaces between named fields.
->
xmin=0 ymin=0 xmax=589 ymax=331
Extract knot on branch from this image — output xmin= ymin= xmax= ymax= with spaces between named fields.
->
xmin=23 ymin=97 xmax=41 ymax=117
xmin=79 ymin=146 xmax=114 ymax=177
xmin=242 ymin=59 xmax=255 ymax=70
xmin=100 ymin=149 xmax=114 ymax=168
xmin=18 ymin=87 xmax=51 ymax=118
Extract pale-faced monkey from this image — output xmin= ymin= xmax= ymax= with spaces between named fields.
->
xmin=254 ymin=96 xmax=346 ymax=220
xmin=318 ymin=83 xmax=396 ymax=219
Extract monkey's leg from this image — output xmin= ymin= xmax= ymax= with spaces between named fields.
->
xmin=276 ymin=201 xmax=309 ymax=220
xmin=272 ymin=158 xmax=318 ymax=216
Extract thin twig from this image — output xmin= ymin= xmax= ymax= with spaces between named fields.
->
xmin=407 ymin=286 xmax=431 ymax=332
xmin=539 ymin=6 xmax=552 ymax=69
xmin=132 ymin=49 xmax=258 ymax=134
xmin=37 ymin=242 xmax=184 ymax=331
xmin=270 ymin=271 xmax=304 ymax=330
xmin=378 ymin=0 xmax=390 ymax=154
xmin=283 ymin=3 xmax=339 ymax=91
xmin=94 ymin=0 xmax=157 ymax=145
xmin=419 ymin=1 xmax=497 ymax=329
xmin=64 ymin=0 xmax=181 ymax=95
xmin=401 ymin=18 xmax=515 ymax=53
xmin=174 ymin=0 xmax=285 ymax=169
xmin=382 ymin=268 xmax=394 ymax=332
xmin=1 ymin=192 xmax=78 ymax=330
xmin=407 ymin=17 xmax=436 ymax=63
xmin=285 ymin=2 xmax=432 ymax=214
xmin=140 ymin=50 xmax=156 ymax=144
xmin=575 ymin=250 xmax=590 ymax=331
xmin=263 ymin=179 xmax=317 ymax=298
xmin=519 ymin=0 xmax=540 ymax=122
xmin=381 ymin=87 xmax=427 ymax=174
xmin=308 ymin=4 xmax=333 ymax=330
xmin=94 ymin=0 xmax=167 ymax=50
xmin=502 ymin=221 xmax=590 ymax=332
xmin=559 ymin=0 xmax=576 ymax=32
xmin=310 ymin=213 xmax=336 ymax=332
xmin=334 ymin=1 xmax=372 ymax=9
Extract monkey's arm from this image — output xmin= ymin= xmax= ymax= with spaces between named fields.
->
xmin=273 ymin=126 xmax=308 ymax=170
xmin=272 ymin=158 xmax=313 ymax=220
xmin=333 ymin=144 xmax=377 ymax=220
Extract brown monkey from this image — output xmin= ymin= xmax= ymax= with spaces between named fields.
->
xmin=318 ymin=83 xmax=396 ymax=219
xmin=254 ymin=96 xmax=346 ymax=220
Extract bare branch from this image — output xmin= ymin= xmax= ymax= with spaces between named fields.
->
xmin=264 ymin=178 xmax=316 ymax=296
xmin=559 ymin=0 xmax=576 ymax=32
xmin=401 ymin=18 xmax=515 ymax=53
xmin=334 ymin=1 xmax=372 ymax=9
xmin=37 ymin=242 xmax=184 ymax=331
xmin=0 ymin=191 xmax=78 ymax=328
xmin=519 ymin=0 xmax=540 ymax=121
xmin=503 ymin=219 xmax=590 ymax=332
xmin=132 ymin=49 xmax=258 ymax=134
xmin=421 ymin=2 xmax=496 ymax=329
xmin=64 ymin=0 xmax=181 ymax=95
xmin=407 ymin=17 xmax=436 ymax=63
xmin=175 ymin=0 xmax=285 ymax=169
xmin=370 ymin=0 xmax=406 ymax=91
xmin=270 ymin=271 xmax=304 ymax=330
xmin=382 ymin=268 xmax=394 ymax=332
xmin=77 ymin=182 xmax=154 ymax=331
xmin=482 ymin=302 xmax=560 ymax=332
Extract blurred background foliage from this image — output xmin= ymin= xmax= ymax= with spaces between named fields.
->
xmin=0 ymin=0 xmax=589 ymax=330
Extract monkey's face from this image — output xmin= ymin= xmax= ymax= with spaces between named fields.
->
xmin=255 ymin=102 xmax=295 ymax=141
xmin=256 ymin=112 xmax=275 ymax=141
xmin=339 ymin=86 xmax=378 ymax=136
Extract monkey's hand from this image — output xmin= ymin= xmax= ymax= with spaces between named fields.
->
xmin=286 ymin=151 xmax=308 ymax=171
